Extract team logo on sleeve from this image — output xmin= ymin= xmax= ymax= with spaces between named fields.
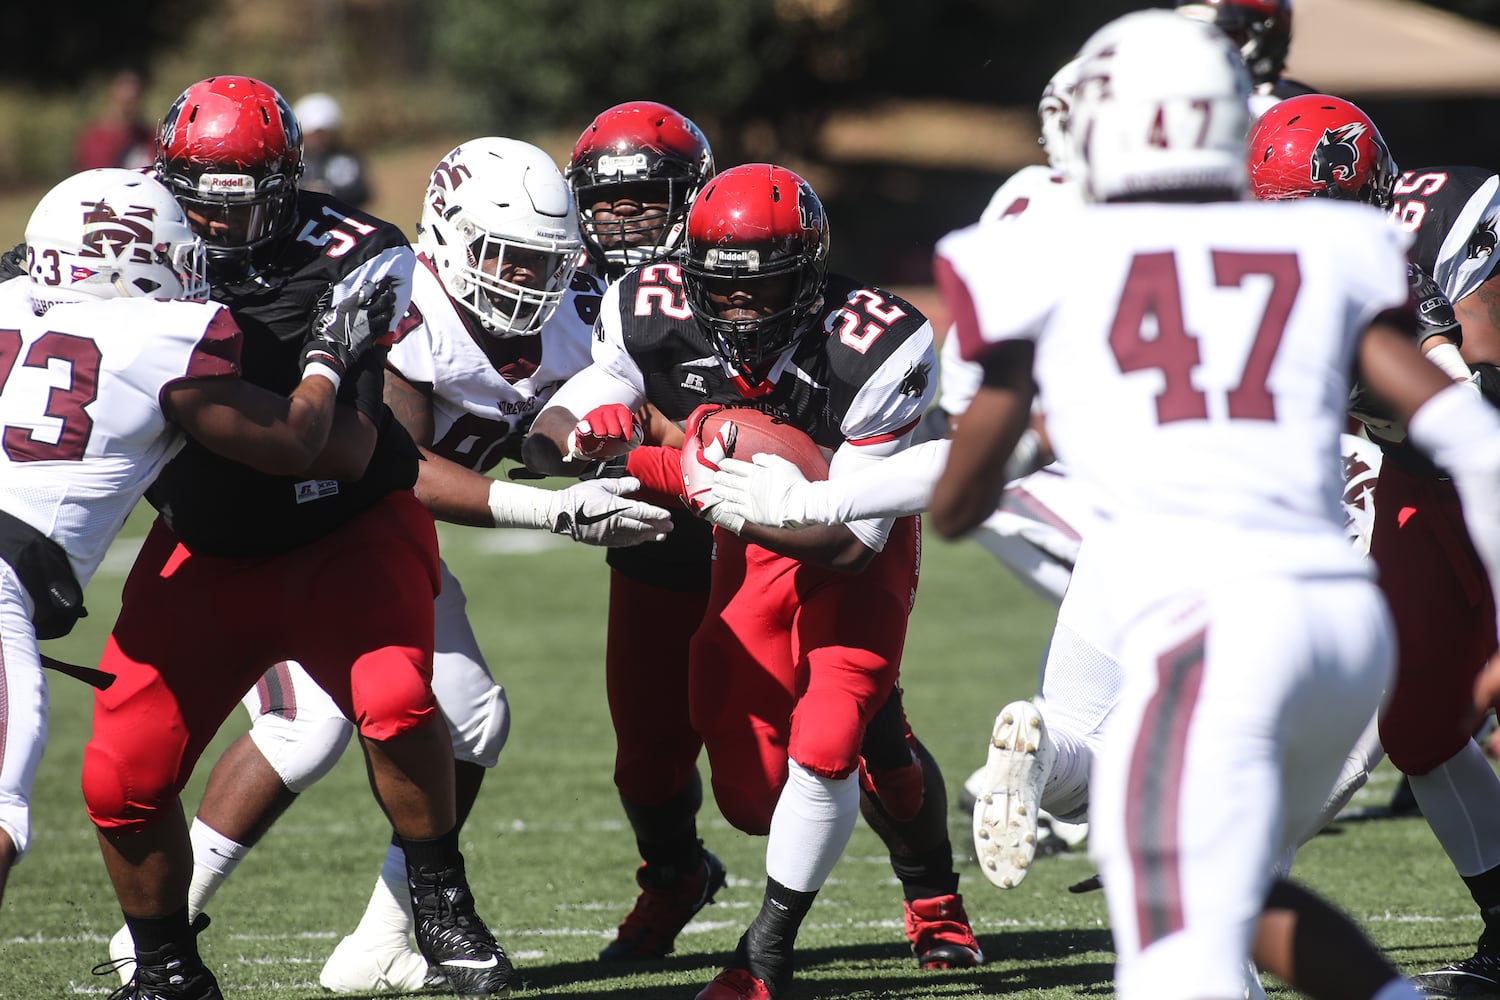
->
xmin=898 ymin=361 xmax=931 ymax=398
xmin=1309 ymin=124 xmax=1367 ymax=187
xmin=1468 ymin=215 xmax=1498 ymax=260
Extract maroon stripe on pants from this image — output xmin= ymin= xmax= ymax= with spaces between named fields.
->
xmin=1125 ymin=624 xmax=1207 ymax=949
xmin=255 ymin=661 xmax=298 ymax=721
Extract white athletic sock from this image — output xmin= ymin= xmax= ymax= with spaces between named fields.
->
xmin=348 ymin=842 xmax=415 ymax=943
xmin=1041 ymin=723 xmax=1092 ymax=822
xmin=765 ymin=762 xmax=860 ymax=893
xmin=187 ymin=819 xmax=249 ymax=920
xmin=1409 ymin=740 xmax=1500 ymax=877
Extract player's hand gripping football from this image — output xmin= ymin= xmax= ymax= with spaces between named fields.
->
xmin=680 ymin=408 xmax=745 ymax=534
xmin=303 ymin=276 xmax=401 ymax=383
xmin=546 ymin=477 xmax=673 ymax=547
xmin=711 ymin=454 xmax=815 ymax=530
xmin=566 ymin=403 xmax=643 ymax=462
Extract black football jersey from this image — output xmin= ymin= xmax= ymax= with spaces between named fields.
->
xmin=147 ymin=191 xmax=421 ymax=556
xmin=597 ymin=263 xmax=936 ymax=449
xmin=1349 ymin=262 xmax=1459 ymax=472
xmin=1394 ymin=166 xmax=1500 ymax=304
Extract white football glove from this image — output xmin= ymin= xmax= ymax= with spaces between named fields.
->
xmin=711 ymin=453 xmax=815 ymax=529
xmin=681 ymin=416 xmax=745 ymax=534
xmin=487 ymin=477 xmax=672 ymax=547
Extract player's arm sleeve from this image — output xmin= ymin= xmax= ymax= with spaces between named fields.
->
xmin=933 ymin=225 xmax=1050 ymax=365
xmin=835 ymin=326 xmax=939 ymax=550
xmin=157 ymin=305 xmax=243 ymax=404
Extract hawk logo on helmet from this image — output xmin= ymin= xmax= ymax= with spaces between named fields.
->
xmin=1310 ymin=124 xmax=1366 ymax=187
xmin=80 ymin=200 xmax=159 ymax=264
xmin=1468 ymin=215 xmax=1498 ymax=260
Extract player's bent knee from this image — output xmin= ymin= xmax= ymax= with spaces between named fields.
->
xmin=0 ymin=793 xmax=30 ymax=862
xmin=711 ymin=777 xmax=775 ymax=835
xmin=82 ymin=742 xmax=175 ymax=831
xmin=449 ymin=683 xmax=510 ymax=768
xmin=350 ymin=647 xmax=437 ymax=741
xmin=249 ymin=712 xmax=355 ymax=793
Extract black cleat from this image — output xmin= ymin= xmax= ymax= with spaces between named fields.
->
xmin=95 ymin=916 xmax=223 ymax=1000
xmin=410 ymin=864 xmax=519 ymax=995
xmin=1413 ymin=952 xmax=1500 ymax=998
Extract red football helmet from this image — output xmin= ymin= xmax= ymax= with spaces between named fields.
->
xmin=565 ymin=101 xmax=714 ymax=277
xmin=155 ymin=76 xmax=303 ymax=273
xmin=1175 ymin=0 xmax=1292 ymax=85
xmin=679 ymin=163 xmax=830 ymax=395
xmin=1246 ymin=94 xmax=1397 ymax=209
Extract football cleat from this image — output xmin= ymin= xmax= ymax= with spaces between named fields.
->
xmin=972 ymin=700 xmax=1056 ymax=889
xmin=600 ymin=849 xmax=727 ymax=960
xmin=695 ymin=967 xmax=773 ymax=1000
xmin=320 ymin=930 xmax=446 ymax=994
xmin=903 ymin=894 xmax=984 ymax=970
xmin=95 ymin=918 xmax=222 ymax=1000
xmin=1411 ymin=951 xmax=1500 ymax=997
xmin=409 ymin=864 xmax=518 ymax=995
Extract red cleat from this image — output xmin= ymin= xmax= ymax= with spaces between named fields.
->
xmin=695 ymin=967 xmax=773 ymax=1000
xmin=904 ymin=893 xmax=984 ymax=970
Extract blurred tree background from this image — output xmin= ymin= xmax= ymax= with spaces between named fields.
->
xmin=0 ymin=0 xmax=1496 ymax=286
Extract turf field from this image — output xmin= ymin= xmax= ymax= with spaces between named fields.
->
xmin=1 ymin=506 xmax=1490 ymax=998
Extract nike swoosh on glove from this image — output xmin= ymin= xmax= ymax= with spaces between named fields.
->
xmin=548 ymin=477 xmax=673 ymax=547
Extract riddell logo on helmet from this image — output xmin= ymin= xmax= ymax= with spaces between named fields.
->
xmin=197 ymin=174 xmax=257 ymax=196
xmin=597 ymin=153 xmax=649 ymax=177
xmin=705 ymin=248 xmax=760 ymax=270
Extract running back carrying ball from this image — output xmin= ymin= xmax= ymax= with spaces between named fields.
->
xmin=681 ymin=403 xmax=829 ymax=511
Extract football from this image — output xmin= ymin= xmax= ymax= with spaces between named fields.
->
xmin=692 ymin=405 xmax=830 ymax=482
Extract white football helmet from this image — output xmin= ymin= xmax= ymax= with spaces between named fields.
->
xmin=1038 ymin=58 xmax=1083 ymax=176
xmin=418 ymin=138 xmax=583 ymax=338
xmin=1069 ymin=9 xmax=1252 ymax=203
xmin=24 ymin=168 xmax=209 ymax=315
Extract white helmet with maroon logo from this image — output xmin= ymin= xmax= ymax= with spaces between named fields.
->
xmin=1069 ymin=9 xmax=1251 ymax=204
xmin=24 ymin=167 xmax=209 ymax=315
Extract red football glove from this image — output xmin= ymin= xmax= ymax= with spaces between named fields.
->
xmin=566 ymin=403 xmax=643 ymax=461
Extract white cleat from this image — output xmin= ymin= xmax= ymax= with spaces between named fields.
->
xmin=973 ymin=700 xmax=1057 ymax=890
xmin=107 ymin=923 xmax=136 ymax=984
xmin=319 ymin=932 xmax=441 ymax=994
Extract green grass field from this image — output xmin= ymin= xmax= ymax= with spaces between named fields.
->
xmin=0 ymin=508 xmax=1490 ymax=998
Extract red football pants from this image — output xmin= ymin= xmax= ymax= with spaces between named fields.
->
xmin=606 ymin=570 xmax=709 ymax=805
xmin=84 ymin=491 xmax=441 ymax=832
xmin=689 ymin=517 xmax=920 ymax=835
xmin=1373 ymin=461 xmax=1497 ymax=775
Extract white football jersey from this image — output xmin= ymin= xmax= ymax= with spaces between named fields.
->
xmin=976 ymin=164 xmax=1084 ymax=227
xmin=387 ymin=256 xmax=602 ymax=472
xmin=0 ymin=277 xmax=239 ymax=586
xmin=943 ymin=167 xmax=1083 ymax=417
xmin=939 ymin=198 xmax=1410 ymax=579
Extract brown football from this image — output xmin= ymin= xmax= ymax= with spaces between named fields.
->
xmin=693 ymin=405 xmax=830 ymax=482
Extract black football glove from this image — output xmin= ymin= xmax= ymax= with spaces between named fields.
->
xmin=0 ymin=242 xmax=26 ymax=282
xmin=302 ymin=276 xmax=400 ymax=380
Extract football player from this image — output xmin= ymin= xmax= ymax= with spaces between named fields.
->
xmin=82 ymin=77 xmax=511 ymax=998
xmin=525 ymin=162 xmax=969 ymax=1000
xmin=933 ymin=11 xmax=1500 ymax=999
xmin=558 ymin=102 xmax=983 ymax=975
xmin=1174 ymin=0 xmax=1315 ymax=116
xmin=104 ymin=136 xmax=676 ymax=994
xmin=0 ymin=167 xmax=383 ymax=927
xmin=4 ymin=163 xmax=401 ymax=998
